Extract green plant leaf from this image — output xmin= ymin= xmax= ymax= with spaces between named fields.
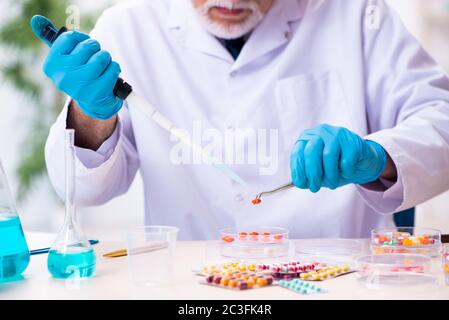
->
xmin=0 ymin=0 xmax=101 ymax=201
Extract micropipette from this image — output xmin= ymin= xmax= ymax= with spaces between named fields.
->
xmin=30 ymin=15 xmax=247 ymax=187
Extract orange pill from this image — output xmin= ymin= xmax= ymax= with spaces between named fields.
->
xmin=239 ymin=232 xmax=248 ymax=241
xmin=402 ymin=239 xmax=414 ymax=246
xmin=444 ymin=264 xmax=449 ymax=274
xmin=220 ymin=277 xmax=230 ymax=286
xmin=222 ymin=236 xmax=235 ymax=243
xmin=256 ymin=277 xmax=268 ymax=287
xmin=247 ymin=279 xmax=255 ymax=288
xmin=229 ymin=279 xmax=238 ymax=288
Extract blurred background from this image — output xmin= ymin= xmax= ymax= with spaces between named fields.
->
xmin=0 ymin=0 xmax=448 ymax=241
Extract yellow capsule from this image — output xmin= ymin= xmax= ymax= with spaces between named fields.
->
xmin=342 ymin=265 xmax=349 ymax=272
xmin=328 ymin=269 xmax=336 ymax=276
xmin=248 ymin=264 xmax=256 ymax=271
xmin=300 ymin=273 xmax=310 ymax=279
xmin=335 ymin=267 xmax=342 ymax=273
xmin=239 ymin=266 xmax=247 ymax=272
xmin=321 ymin=272 xmax=329 ymax=279
xmin=312 ymin=274 xmax=322 ymax=280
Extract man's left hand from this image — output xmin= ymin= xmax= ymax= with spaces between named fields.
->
xmin=290 ymin=124 xmax=389 ymax=193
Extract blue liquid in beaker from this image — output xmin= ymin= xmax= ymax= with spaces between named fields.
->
xmin=0 ymin=215 xmax=30 ymax=281
xmin=47 ymin=248 xmax=96 ymax=279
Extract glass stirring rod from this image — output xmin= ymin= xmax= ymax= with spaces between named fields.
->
xmin=30 ymin=15 xmax=247 ymax=187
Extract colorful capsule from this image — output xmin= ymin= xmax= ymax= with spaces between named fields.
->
xmin=257 ymin=277 xmax=268 ymax=287
xmin=222 ymin=235 xmax=235 ymax=243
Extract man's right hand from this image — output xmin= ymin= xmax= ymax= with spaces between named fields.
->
xmin=43 ymin=31 xmax=123 ymax=120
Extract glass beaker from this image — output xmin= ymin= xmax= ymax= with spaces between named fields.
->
xmin=47 ymin=129 xmax=96 ymax=279
xmin=126 ymin=226 xmax=179 ymax=287
xmin=0 ymin=159 xmax=30 ymax=281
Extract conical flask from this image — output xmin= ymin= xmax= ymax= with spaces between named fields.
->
xmin=47 ymin=129 xmax=96 ymax=279
xmin=0 ymin=159 xmax=30 ymax=281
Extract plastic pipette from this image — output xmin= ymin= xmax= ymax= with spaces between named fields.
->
xmin=30 ymin=15 xmax=247 ymax=187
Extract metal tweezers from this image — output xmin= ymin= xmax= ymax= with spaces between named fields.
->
xmin=253 ymin=182 xmax=295 ymax=202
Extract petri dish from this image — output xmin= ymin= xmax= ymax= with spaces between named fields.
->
xmin=295 ymin=239 xmax=364 ymax=265
xmin=443 ymin=244 xmax=449 ymax=286
xmin=356 ymin=254 xmax=436 ymax=287
xmin=219 ymin=227 xmax=289 ymax=259
xmin=371 ymin=227 xmax=441 ymax=257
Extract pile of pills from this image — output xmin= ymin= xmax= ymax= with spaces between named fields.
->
xmin=373 ymin=232 xmax=436 ymax=247
xmin=202 ymin=261 xmax=316 ymax=278
xmin=389 ymin=265 xmax=426 ymax=273
xmin=204 ymin=272 xmax=274 ymax=290
xmin=202 ymin=262 xmax=267 ymax=275
xmin=201 ymin=261 xmax=352 ymax=281
xmin=269 ymin=261 xmax=316 ymax=280
xmin=299 ymin=265 xmax=351 ymax=281
xmin=278 ymin=279 xmax=326 ymax=295
xmin=221 ymin=232 xmax=285 ymax=244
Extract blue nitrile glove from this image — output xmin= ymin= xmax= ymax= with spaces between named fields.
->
xmin=31 ymin=16 xmax=122 ymax=120
xmin=290 ymin=124 xmax=387 ymax=193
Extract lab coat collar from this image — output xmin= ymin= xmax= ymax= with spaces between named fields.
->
xmin=167 ymin=0 xmax=306 ymax=67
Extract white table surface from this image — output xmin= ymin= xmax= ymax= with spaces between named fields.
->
xmin=1 ymin=240 xmax=448 ymax=300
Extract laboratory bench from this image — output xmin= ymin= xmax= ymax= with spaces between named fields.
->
xmin=1 ymin=240 xmax=448 ymax=300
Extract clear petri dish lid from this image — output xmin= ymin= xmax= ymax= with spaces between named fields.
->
xmin=294 ymin=239 xmax=364 ymax=265
xmin=218 ymin=227 xmax=290 ymax=260
xmin=356 ymin=254 xmax=437 ymax=288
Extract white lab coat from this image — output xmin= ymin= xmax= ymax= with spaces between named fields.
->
xmin=45 ymin=0 xmax=449 ymax=240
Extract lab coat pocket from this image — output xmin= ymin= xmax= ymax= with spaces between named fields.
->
xmin=275 ymin=70 xmax=351 ymax=151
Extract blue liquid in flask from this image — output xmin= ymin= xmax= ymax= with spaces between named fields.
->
xmin=0 ymin=215 xmax=30 ymax=281
xmin=48 ymin=247 xmax=96 ymax=279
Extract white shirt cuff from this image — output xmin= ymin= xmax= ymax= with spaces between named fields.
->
xmin=356 ymin=132 xmax=406 ymax=214
xmin=75 ymin=121 xmax=121 ymax=169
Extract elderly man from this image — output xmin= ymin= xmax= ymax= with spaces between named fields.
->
xmin=40 ymin=0 xmax=449 ymax=239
